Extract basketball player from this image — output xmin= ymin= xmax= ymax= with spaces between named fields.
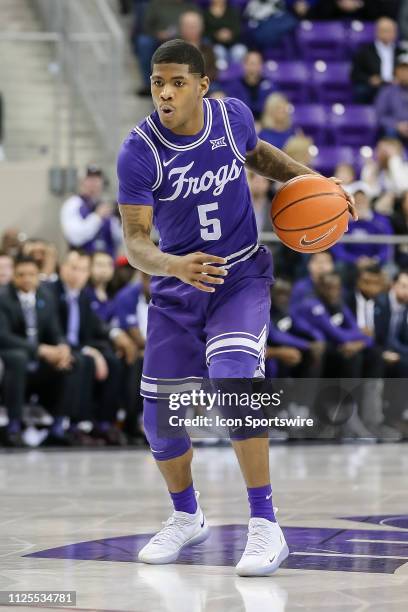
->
xmin=117 ymin=40 xmax=357 ymax=576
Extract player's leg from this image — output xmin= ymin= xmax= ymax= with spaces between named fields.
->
xmin=207 ymin=247 xmax=288 ymax=576
xmin=137 ymin=281 xmax=209 ymax=564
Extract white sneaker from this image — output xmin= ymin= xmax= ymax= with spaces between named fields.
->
xmin=138 ymin=494 xmax=210 ymax=564
xmin=236 ymin=518 xmax=289 ymax=577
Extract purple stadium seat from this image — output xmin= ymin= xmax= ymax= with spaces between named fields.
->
xmin=291 ymin=104 xmax=328 ymax=145
xmin=347 ymin=21 xmax=375 ymax=55
xmin=264 ymin=61 xmax=310 ymax=103
xmin=311 ymin=146 xmax=356 ymax=176
xmin=311 ymin=61 xmax=353 ymax=104
xmin=297 ymin=21 xmax=347 ymax=61
xmin=329 ymin=104 xmax=377 ymax=147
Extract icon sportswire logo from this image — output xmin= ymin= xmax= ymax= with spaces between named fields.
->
xmin=300 ymin=225 xmax=337 ymax=247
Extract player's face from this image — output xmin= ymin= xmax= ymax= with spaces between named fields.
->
xmin=151 ymin=63 xmax=209 ymax=131
xmin=13 ymin=263 xmax=40 ymax=294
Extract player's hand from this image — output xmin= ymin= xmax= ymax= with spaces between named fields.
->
xmin=277 ymin=347 xmax=302 ymax=366
xmin=170 ymin=252 xmax=228 ymax=293
xmin=329 ymin=177 xmax=358 ymax=222
xmin=113 ymin=331 xmax=137 ymax=365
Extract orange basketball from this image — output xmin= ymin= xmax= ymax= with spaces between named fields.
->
xmin=271 ymin=175 xmax=349 ymax=253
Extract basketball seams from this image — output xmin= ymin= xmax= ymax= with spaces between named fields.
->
xmin=272 ymin=191 xmax=346 ymax=223
xmin=273 ymin=206 xmax=348 ymax=232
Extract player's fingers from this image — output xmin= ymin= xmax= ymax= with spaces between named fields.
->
xmin=201 ymin=264 xmax=228 ymax=276
xmin=194 ymin=252 xmax=227 ymax=265
xmin=195 ymin=273 xmax=225 ymax=285
xmin=191 ymin=280 xmax=216 ymax=293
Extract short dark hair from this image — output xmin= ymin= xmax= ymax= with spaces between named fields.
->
xmin=358 ymin=264 xmax=382 ymax=277
xmin=14 ymin=255 xmax=40 ymax=269
xmin=65 ymin=248 xmax=91 ymax=261
xmin=151 ymin=39 xmax=205 ymax=77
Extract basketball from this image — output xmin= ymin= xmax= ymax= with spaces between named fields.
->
xmin=271 ymin=175 xmax=349 ymax=253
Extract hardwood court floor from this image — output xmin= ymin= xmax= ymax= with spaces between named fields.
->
xmin=1 ymin=444 xmax=407 ymax=612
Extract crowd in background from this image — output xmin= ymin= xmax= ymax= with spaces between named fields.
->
xmin=2 ymin=0 xmax=408 ymax=447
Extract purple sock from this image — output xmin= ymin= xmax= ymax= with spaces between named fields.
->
xmin=247 ymin=484 xmax=276 ymax=522
xmin=170 ymin=483 xmax=197 ymax=514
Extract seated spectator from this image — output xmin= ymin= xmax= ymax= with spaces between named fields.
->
xmin=293 ymin=271 xmax=386 ymax=439
xmin=22 ymin=238 xmax=58 ymax=282
xmin=223 ymin=51 xmax=274 ymax=119
xmin=0 ymin=251 xmax=13 ymax=288
xmin=391 ymin=191 xmax=408 ymax=268
xmin=50 ymin=249 xmax=136 ymax=445
xmin=375 ymin=269 xmax=408 ymax=438
xmin=361 ymin=138 xmax=408 ymax=208
xmin=375 ymin=53 xmax=408 ymax=146
xmin=110 ymin=255 xmax=137 ymax=295
xmin=244 ymin=0 xmax=298 ymax=51
xmin=346 ymin=264 xmax=386 ymax=337
xmin=0 ymin=256 xmax=78 ymax=447
xmin=203 ymin=0 xmax=246 ymax=66
xmin=351 ymin=17 xmax=403 ymax=104
xmin=133 ymin=0 xmax=198 ymax=95
xmin=334 ymin=162 xmax=357 ymax=187
xmin=246 ymin=169 xmax=273 ymax=233
xmin=265 ymin=278 xmax=325 ymax=418
xmin=290 ymin=251 xmax=335 ymax=305
xmin=85 ymin=251 xmax=117 ymax=323
xmin=179 ymin=11 xmax=218 ymax=84
xmin=258 ymin=93 xmax=298 ymax=151
xmin=60 ymin=166 xmax=122 ymax=257
xmin=331 ymin=181 xmax=394 ymax=271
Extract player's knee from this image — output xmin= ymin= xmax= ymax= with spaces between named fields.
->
xmin=208 ymin=353 xmax=258 ymax=378
xmin=143 ymin=399 xmax=191 ymax=461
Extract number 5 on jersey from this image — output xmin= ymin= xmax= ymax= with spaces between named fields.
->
xmin=198 ymin=202 xmax=222 ymax=241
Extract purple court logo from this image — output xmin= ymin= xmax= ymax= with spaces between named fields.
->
xmin=25 ymin=515 xmax=408 ymax=574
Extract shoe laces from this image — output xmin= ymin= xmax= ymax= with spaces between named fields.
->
xmin=244 ymin=523 xmax=275 ymax=556
xmin=150 ymin=513 xmax=195 ymax=546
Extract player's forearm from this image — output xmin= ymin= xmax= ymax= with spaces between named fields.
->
xmin=124 ymin=235 xmax=177 ymax=276
xmin=245 ymin=139 xmax=318 ymax=183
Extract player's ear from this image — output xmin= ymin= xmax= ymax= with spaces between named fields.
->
xmin=200 ymin=76 xmax=210 ymax=97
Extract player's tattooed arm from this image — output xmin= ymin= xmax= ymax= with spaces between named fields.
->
xmin=245 ymin=139 xmax=317 ymax=183
xmin=245 ymin=139 xmax=358 ymax=219
xmin=119 ymin=204 xmax=227 ymax=291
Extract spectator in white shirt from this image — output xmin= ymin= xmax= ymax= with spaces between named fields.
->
xmin=60 ymin=166 xmax=122 ymax=257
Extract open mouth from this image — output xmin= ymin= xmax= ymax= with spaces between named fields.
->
xmin=160 ymin=106 xmax=175 ymax=117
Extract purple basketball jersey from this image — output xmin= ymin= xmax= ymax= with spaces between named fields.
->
xmin=117 ymin=97 xmax=259 ymax=261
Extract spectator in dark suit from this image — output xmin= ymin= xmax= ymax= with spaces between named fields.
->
xmin=85 ymin=251 xmax=117 ymax=324
xmin=223 ymin=51 xmax=274 ymax=119
xmin=51 ymin=249 xmax=136 ymax=444
xmin=375 ymin=53 xmax=408 ymax=145
xmin=316 ymin=0 xmax=400 ymax=21
xmin=391 ymin=191 xmax=408 ymax=268
xmin=374 ymin=269 xmax=408 ymax=437
xmin=293 ymin=272 xmax=387 ymax=438
xmin=203 ymin=0 xmax=246 ymax=66
xmin=346 ymin=265 xmax=400 ymax=440
xmin=351 ymin=17 xmax=402 ymax=103
xmin=0 ymin=256 xmax=77 ymax=447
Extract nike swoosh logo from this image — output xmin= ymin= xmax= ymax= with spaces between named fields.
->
xmin=163 ymin=154 xmax=180 ymax=167
xmin=200 ymin=515 xmax=205 ymax=528
xmin=269 ymin=554 xmax=276 ymax=563
xmin=266 ymin=493 xmax=273 ymax=500
xmin=300 ymin=225 xmax=337 ymax=247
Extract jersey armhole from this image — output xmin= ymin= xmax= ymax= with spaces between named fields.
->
xmin=216 ymin=98 xmax=247 ymax=164
xmin=133 ymin=126 xmax=163 ymax=191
